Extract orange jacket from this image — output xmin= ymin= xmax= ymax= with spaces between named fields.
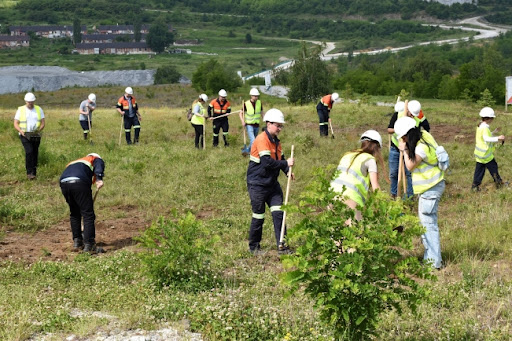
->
xmin=208 ymin=98 xmax=231 ymax=117
xmin=116 ymin=96 xmax=138 ymax=116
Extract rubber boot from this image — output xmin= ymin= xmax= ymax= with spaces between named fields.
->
xmin=125 ymin=132 xmax=132 ymax=144
xmin=83 ymin=133 xmax=88 ymax=140
xmin=223 ymin=135 xmax=229 ymax=147
xmin=213 ymin=135 xmax=219 ymax=147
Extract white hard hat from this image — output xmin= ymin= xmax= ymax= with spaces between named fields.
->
xmin=88 ymin=93 xmax=96 ymax=103
xmin=394 ymin=117 xmax=417 ymax=139
xmin=360 ymin=130 xmax=382 ymax=147
xmin=24 ymin=92 xmax=36 ymax=102
xmin=250 ymin=88 xmax=260 ymax=96
xmin=394 ymin=101 xmax=405 ymax=113
xmin=331 ymin=92 xmax=339 ymax=101
xmin=218 ymin=89 xmax=227 ymax=97
xmin=200 ymin=94 xmax=208 ymax=102
xmin=263 ymin=108 xmax=285 ymax=124
xmin=125 ymin=87 xmax=133 ymax=95
xmin=408 ymin=100 xmax=421 ymax=117
xmin=87 ymin=153 xmax=102 ymax=159
xmin=479 ymin=107 xmax=495 ymax=118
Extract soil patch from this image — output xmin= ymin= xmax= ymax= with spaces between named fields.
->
xmin=0 ymin=207 xmax=150 ymax=263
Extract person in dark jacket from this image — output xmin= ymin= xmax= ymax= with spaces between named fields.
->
xmin=60 ymin=153 xmax=105 ymax=252
xmin=246 ymin=108 xmax=295 ymax=255
xmin=316 ymin=93 xmax=339 ymax=137
xmin=116 ymin=87 xmax=140 ymax=144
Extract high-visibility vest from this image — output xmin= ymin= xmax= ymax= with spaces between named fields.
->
xmin=117 ymin=96 xmax=137 ymax=111
xmin=411 ymin=131 xmax=444 ymax=194
xmin=320 ymin=94 xmax=334 ymax=109
xmin=331 ymin=151 xmax=374 ymax=207
xmin=209 ymin=99 xmax=231 ymax=116
xmin=66 ymin=154 xmax=101 ymax=183
xmin=391 ymin=111 xmax=423 ymax=148
xmin=244 ymin=99 xmax=262 ymax=124
xmin=18 ymin=105 xmax=42 ymax=132
xmin=474 ymin=124 xmax=495 ymax=164
xmin=191 ymin=102 xmax=206 ymax=125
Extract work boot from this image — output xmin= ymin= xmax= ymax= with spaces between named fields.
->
xmin=83 ymin=133 xmax=88 ymax=140
xmin=27 ymin=174 xmax=36 ymax=180
xmin=83 ymin=243 xmax=97 ymax=253
xmin=73 ymin=238 xmax=84 ymax=250
xmin=471 ymin=185 xmax=481 ymax=192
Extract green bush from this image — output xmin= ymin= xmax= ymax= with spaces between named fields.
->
xmin=192 ymin=59 xmax=242 ymax=94
xmin=135 ymin=212 xmax=220 ymax=291
xmin=281 ymin=168 xmax=435 ymax=340
xmin=154 ymin=65 xmax=181 ymax=85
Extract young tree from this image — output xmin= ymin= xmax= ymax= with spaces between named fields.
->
xmin=134 ymin=19 xmax=142 ymax=42
xmin=192 ymin=59 xmax=242 ymax=93
xmin=245 ymin=33 xmax=252 ymax=44
xmin=72 ymin=18 xmax=82 ymax=45
xmin=288 ymin=42 xmax=331 ymax=105
xmin=147 ymin=18 xmax=174 ymax=53
xmin=154 ymin=65 xmax=181 ymax=84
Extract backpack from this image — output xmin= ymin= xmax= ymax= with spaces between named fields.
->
xmin=186 ymin=108 xmax=193 ymax=121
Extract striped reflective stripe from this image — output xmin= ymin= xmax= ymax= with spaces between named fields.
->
xmin=125 ymin=129 xmax=131 ymax=132
xmin=414 ymin=163 xmax=436 ymax=174
xmin=331 ymin=179 xmax=366 ymax=205
xmin=68 ymin=159 xmax=93 ymax=171
xmin=83 ymin=130 xmax=89 ymax=133
xmin=338 ymin=167 xmax=369 ymax=191
xmin=259 ymin=150 xmax=271 ymax=157
xmin=250 ymin=155 xmax=260 ymax=163
xmin=252 ymin=212 xmax=265 ymax=219
xmin=474 ymin=145 xmax=487 ymax=153
xmin=223 ymin=132 xmax=228 ymax=135
xmin=213 ymin=133 xmax=219 ymax=137
xmin=474 ymin=151 xmax=493 ymax=160
xmin=412 ymin=171 xmax=443 ymax=187
xmin=134 ymin=125 xmax=141 ymax=128
xmin=270 ymin=205 xmax=281 ymax=212
xmin=319 ymin=122 xmax=328 ymax=126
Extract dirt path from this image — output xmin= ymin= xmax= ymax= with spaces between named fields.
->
xmin=0 ymin=206 xmax=150 ymax=263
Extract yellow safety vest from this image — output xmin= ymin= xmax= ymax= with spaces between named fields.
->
xmin=391 ymin=111 xmax=422 ymax=148
xmin=244 ymin=100 xmax=262 ymax=125
xmin=331 ymin=151 xmax=374 ymax=207
xmin=190 ymin=102 xmax=206 ymax=125
xmin=474 ymin=124 xmax=495 ymax=164
xmin=411 ymin=131 xmax=444 ymax=194
xmin=18 ymin=105 xmax=42 ymax=132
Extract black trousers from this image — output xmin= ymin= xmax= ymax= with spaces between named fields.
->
xmin=79 ymin=120 xmax=92 ymax=133
xmin=20 ymin=134 xmax=41 ymax=176
xmin=317 ymin=109 xmax=329 ymax=136
xmin=247 ymin=183 xmax=285 ymax=250
xmin=124 ymin=115 xmax=141 ymax=143
xmin=212 ymin=118 xmax=229 ymax=146
xmin=191 ymin=123 xmax=204 ymax=148
xmin=472 ymin=158 xmax=502 ymax=188
xmin=60 ymin=181 xmax=96 ymax=244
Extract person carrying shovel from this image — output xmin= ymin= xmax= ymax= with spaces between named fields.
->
xmin=117 ymin=87 xmax=141 ymax=145
xmin=60 ymin=153 xmax=105 ymax=253
xmin=239 ymin=88 xmax=264 ymax=155
xmin=79 ymin=93 xmax=96 ymax=140
xmin=190 ymin=94 xmax=208 ymax=149
xmin=316 ymin=92 xmax=339 ymax=137
xmin=208 ymin=89 xmax=231 ymax=147
xmin=246 ymin=108 xmax=295 ymax=255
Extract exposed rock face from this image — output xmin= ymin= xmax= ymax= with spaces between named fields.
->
xmin=0 ymin=66 xmax=156 ymax=94
xmin=423 ymin=0 xmax=473 ymax=4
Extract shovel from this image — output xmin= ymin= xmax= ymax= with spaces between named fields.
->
xmin=241 ymin=103 xmax=250 ymax=155
xmin=279 ymin=145 xmax=295 ymax=247
xmin=329 ymin=120 xmax=335 ymax=139
xmin=87 ymin=109 xmax=93 ymax=145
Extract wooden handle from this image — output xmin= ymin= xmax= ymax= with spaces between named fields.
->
xmin=279 ymin=145 xmax=295 ymax=244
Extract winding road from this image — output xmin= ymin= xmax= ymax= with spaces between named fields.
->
xmin=245 ymin=16 xmax=510 ymax=81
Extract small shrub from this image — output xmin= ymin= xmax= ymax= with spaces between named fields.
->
xmin=154 ymin=65 xmax=181 ymax=85
xmin=398 ymin=89 xmax=410 ymax=101
xmin=281 ymin=168 xmax=435 ymax=340
xmin=477 ymin=88 xmax=496 ymax=108
xmin=135 ymin=212 xmax=220 ymax=291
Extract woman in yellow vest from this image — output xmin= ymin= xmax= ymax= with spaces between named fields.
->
xmin=472 ymin=107 xmax=505 ymax=191
xmin=13 ymin=92 xmax=45 ymax=180
xmin=330 ymin=130 xmax=385 ymax=221
xmin=190 ymin=94 xmax=208 ymax=149
xmin=395 ymin=117 xmax=445 ymax=269
xmin=239 ymin=88 xmax=264 ymax=154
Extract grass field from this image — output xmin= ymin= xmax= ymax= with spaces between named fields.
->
xmin=2 ymin=85 xmax=512 ymax=340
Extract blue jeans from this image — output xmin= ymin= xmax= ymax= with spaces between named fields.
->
xmin=418 ymin=180 xmax=445 ymax=269
xmin=246 ymin=125 xmax=259 ymax=150
xmin=389 ymin=147 xmax=413 ymax=198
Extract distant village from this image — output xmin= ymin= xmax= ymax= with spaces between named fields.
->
xmin=0 ymin=24 xmax=199 ymax=54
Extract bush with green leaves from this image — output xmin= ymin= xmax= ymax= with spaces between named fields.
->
xmin=192 ymin=59 xmax=242 ymax=94
xmin=477 ymin=88 xmax=496 ymax=108
xmin=154 ymin=65 xmax=181 ymax=85
xmin=135 ymin=212 xmax=220 ymax=291
xmin=281 ymin=168 xmax=435 ymax=340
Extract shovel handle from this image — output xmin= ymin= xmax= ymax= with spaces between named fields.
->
xmin=279 ymin=145 xmax=295 ymax=244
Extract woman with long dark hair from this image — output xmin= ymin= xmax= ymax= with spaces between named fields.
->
xmin=394 ymin=117 xmax=445 ymax=269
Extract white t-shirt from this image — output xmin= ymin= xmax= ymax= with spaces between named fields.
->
xmin=79 ymin=100 xmax=96 ymax=121
xmin=360 ymin=158 xmax=378 ymax=176
xmin=14 ymin=105 xmax=45 ymax=133
xmin=479 ymin=121 xmax=499 ymax=143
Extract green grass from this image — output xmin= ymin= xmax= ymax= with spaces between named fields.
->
xmin=2 ymin=88 xmax=512 ymax=339
xmin=0 ymin=0 xmax=18 ymax=8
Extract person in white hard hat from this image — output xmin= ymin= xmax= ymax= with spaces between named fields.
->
xmin=79 ymin=93 xmax=97 ymax=140
xmin=316 ymin=92 xmax=339 ymax=137
xmin=246 ymin=108 xmax=295 ymax=255
xmin=116 ymin=87 xmax=141 ymax=144
xmin=330 ymin=130 xmax=386 ymax=221
xmin=190 ymin=94 xmax=209 ymax=149
xmin=60 ymin=153 xmax=105 ymax=253
xmin=472 ymin=107 xmax=506 ymax=191
xmin=208 ymin=89 xmax=231 ymax=147
xmin=387 ymin=99 xmax=430 ymax=199
xmin=239 ymin=87 xmax=264 ymax=154
xmin=13 ymin=92 xmax=46 ymax=180
xmin=394 ymin=116 xmax=445 ymax=269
